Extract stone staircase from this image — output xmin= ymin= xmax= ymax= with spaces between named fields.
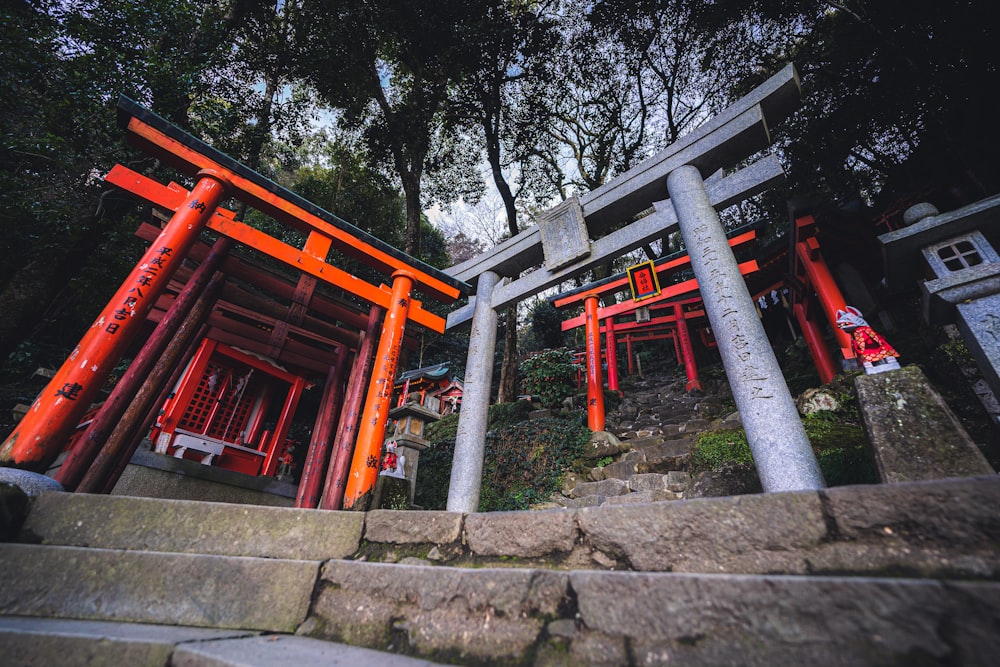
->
xmin=3 ymin=475 xmax=1000 ymax=665
xmin=556 ymin=368 xmax=747 ymax=508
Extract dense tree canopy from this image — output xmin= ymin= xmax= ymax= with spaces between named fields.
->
xmin=2 ymin=0 xmax=998 ymax=385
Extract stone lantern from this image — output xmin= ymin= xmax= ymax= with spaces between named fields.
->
xmin=371 ymin=400 xmax=441 ymax=509
xmin=879 ymin=195 xmax=1000 ymax=424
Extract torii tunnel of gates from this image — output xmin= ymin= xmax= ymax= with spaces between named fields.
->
xmin=551 ymin=219 xmax=861 ymax=433
xmin=0 ymin=96 xmax=470 ymax=512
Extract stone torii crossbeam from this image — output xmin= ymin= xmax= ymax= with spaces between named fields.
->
xmin=445 ymin=64 xmax=825 ymax=513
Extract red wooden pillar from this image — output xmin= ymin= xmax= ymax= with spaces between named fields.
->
xmin=626 ymin=334 xmax=635 ymax=376
xmin=343 ymin=271 xmax=415 ymax=510
xmin=1 ymin=170 xmax=229 ymax=471
xmin=295 ymin=345 xmax=349 ymax=508
xmin=795 ymin=233 xmax=852 ymax=359
xmin=674 ymin=303 xmax=702 ymax=392
xmin=793 ymin=302 xmax=838 ymax=385
xmin=262 ymin=377 xmax=306 ymax=477
xmin=56 ymin=237 xmax=233 ymax=489
xmin=584 ymin=296 xmax=605 ymax=431
xmin=320 ymin=305 xmax=381 ymax=511
xmin=78 ymin=272 xmax=226 ymax=493
xmin=605 ymin=317 xmax=621 ymax=395
xmin=99 ymin=323 xmax=210 ymax=494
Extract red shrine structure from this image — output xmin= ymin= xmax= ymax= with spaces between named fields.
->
xmin=0 ymin=97 xmax=469 ymax=512
xmin=551 ymin=214 xmax=861 ymax=431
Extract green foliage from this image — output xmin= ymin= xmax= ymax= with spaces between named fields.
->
xmin=691 ymin=416 xmax=878 ymax=487
xmin=425 ymin=412 xmax=460 ymax=444
xmin=487 ymin=401 xmax=533 ymax=428
xmin=520 ymin=348 xmax=580 ymax=409
xmin=690 ymin=430 xmax=753 ymax=474
xmin=595 ymin=455 xmax=613 ymax=467
xmin=527 ymin=300 xmax=565 ymax=351
xmin=803 ymin=414 xmax=879 ymax=486
xmin=479 ymin=417 xmax=590 ymax=512
xmin=416 ymin=409 xmax=587 ymax=512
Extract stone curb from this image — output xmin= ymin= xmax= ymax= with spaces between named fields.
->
xmin=20 ymin=492 xmax=363 ymax=560
xmin=0 ymin=544 xmax=317 ymax=632
xmin=16 ymin=476 xmax=1000 ymax=579
xmin=0 ymin=616 xmax=256 ymax=667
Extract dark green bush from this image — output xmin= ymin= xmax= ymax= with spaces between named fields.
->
xmin=520 ymin=348 xmax=580 ymax=409
xmin=690 ymin=430 xmax=752 ymax=473
xmin=479 ymin=417 xmax=590 ymax=511
xmin=488 ymin=401 xmax=533 ymax=428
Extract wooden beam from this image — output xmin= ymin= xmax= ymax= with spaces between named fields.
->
xmin=115 ymin=100 xmax=469 ymax=303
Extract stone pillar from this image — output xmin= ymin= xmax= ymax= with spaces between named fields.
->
xmin=447 ymin=271 xmax=500 ymax=513
xmin=668 ymin=165 xmax=824 ymax=492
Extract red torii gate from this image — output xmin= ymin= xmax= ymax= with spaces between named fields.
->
xmin=1 ymin=97 xmax=469 ymax=513
xmin=553 ymin=231 xmax=759 ymax=429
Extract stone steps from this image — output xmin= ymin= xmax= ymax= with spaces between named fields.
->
xmin=0 ymin=617 xmax=452 ymax=666
xmin=4 ymin=476 xmax=1000 ymax=664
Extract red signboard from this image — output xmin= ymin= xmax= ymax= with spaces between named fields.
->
xmin=627 ymin=260 xmax=662 ymax=301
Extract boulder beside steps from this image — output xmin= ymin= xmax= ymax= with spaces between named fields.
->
xmin=2 ymin=476 xmax=1000 ymax=665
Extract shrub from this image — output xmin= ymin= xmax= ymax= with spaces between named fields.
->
xmin=520 ymin=348 xmax=580 ymax=409
xmin=488 ymin=401 xmax=533 ymax=428
xmin=479 ymin=417 xmax=590 ymax=511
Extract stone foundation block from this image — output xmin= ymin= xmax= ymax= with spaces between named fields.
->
xmin=0 ymin=544 xmax=317 ymax=632
xmin=570 ymin=571 xmax=1000 ymax=666
xmin=364 ymin=510 xmax=463 ymax=546
xmin=465 ymin=509 xmax=578 ymax=557
xmin=577 ymin=491 xmax=827 ymax=573
xmin=306 ymin=561 xmax=569 ymax=663
xmin=20 ymin=493 xmax=362 ymax=561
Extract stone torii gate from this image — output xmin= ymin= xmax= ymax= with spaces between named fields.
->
xmin=444 ymin=64 xmax=825 ymax=513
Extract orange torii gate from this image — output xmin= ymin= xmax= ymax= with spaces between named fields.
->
xmin=1 ymin=97 xmax=469 ymax=512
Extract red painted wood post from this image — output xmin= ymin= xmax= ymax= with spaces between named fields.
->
xmin=343 ymin=271 xmax=415 ymax=510
xmin=295 ymin=345 xmax=349 ymax=508
xmin=262 ymin=377 xmax=306 ymax=477
xmin=99 ymin=323 xmax=210 ymax=494
xmin=605 ymin=317 xmax=621 ymax=395
xmin=584 ymin=296 xmax=606 ymax=431
xmin=674 ymin=303 xmax=702 ymax=392
xmin=320 ymin=305 xmax=381 ymax=510
xmin=795 ymin=235 xmax=852 ymax=358
xmin=55 ymin=237 xmax=232 ymax=489
xmin=1 ymin=170 xmax=229 ymax=471
xmin=626 ymin=334 xmax=635 ymax=376
xmin=78 ymin=271 xmax=226 ymax=493
xmin=793 ymin=302 xmax=838 ymax=385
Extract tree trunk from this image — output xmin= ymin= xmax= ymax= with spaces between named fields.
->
xmin=497 ymin=306 xmax=520 ymax=403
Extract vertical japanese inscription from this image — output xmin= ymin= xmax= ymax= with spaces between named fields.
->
xmin=687 ymin=221 xmax=773 ymax=400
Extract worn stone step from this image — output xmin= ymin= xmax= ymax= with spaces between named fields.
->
xmin=11 ymin=478 xmax=1000 ymax=580
xmin=18 ymin=492 xmax=363 ymax=560
xmin=596 ymin=458 xmax=642 ymax=481
xmin=637 ymin=438 xmax=693 ymax=472
xmin=302 ymin=560 xmax=1000 ymax=666
xmin=0 ymin=543 xmax=317 ymax=632
xmin=0 ymin=617 xmax=455 ymax=667
xmin=603 ymin=489 xmax=680 ymax=505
